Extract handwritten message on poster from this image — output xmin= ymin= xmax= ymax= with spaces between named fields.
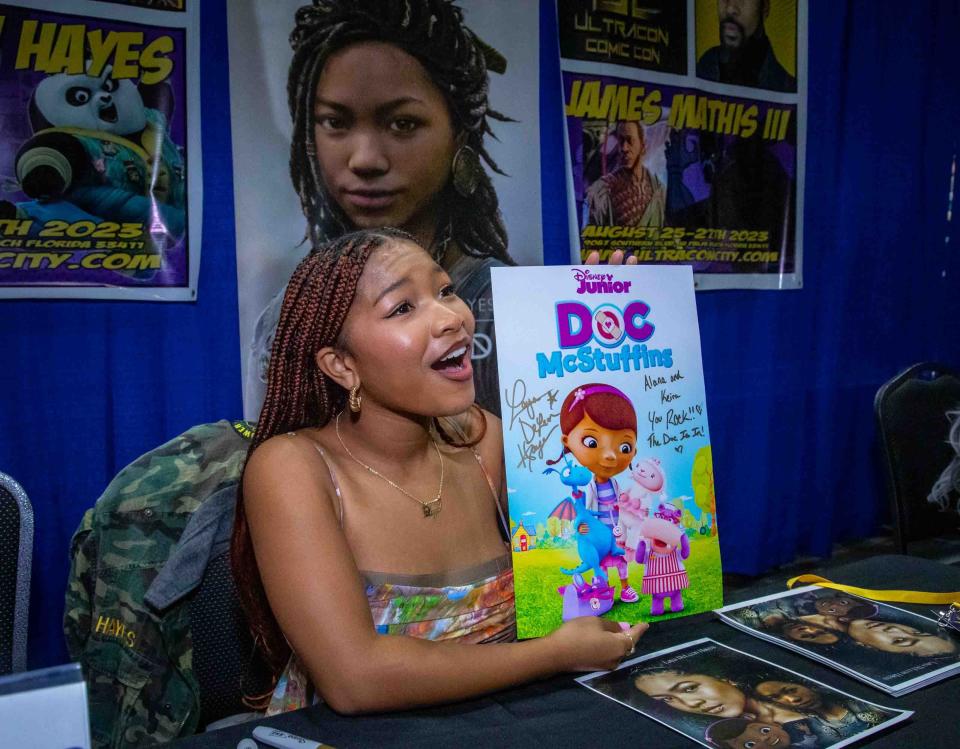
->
xmin=492 ymin=264 xmax=722 ymax=638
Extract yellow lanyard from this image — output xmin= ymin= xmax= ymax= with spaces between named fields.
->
xmin=787 ymin=574 xmax=960 ymax=605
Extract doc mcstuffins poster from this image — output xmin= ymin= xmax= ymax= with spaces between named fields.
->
xmin=490 ymin=264 xmax=722 ymax=638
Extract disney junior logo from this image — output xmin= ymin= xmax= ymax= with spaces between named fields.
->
xmin=573 ymin=268 xmax=633 ymax=295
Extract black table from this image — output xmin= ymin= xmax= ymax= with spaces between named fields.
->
xmin=174 ymin=555 xmax=960 ymax=748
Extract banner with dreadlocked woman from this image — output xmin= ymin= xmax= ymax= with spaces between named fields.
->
xmin=226 ymin=0 xmax=541 ymax=419
xmin=0 ymin=0 xmax=201 ymax=299
xmin=557 ymin=0 xmax=807 ymax=291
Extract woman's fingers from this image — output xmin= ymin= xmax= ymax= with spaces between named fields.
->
xmin=555 ymin=616 xmax=653 ymax=671
xmin=621 ymin=622 xmax=649 ymax=657
xmin=583 ymin=249 xmax=639 ymax=265
xmin=612 ymin=620 xmax=650 ymax=658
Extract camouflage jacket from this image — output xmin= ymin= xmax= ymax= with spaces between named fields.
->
xmin=64 ymin=420 xmax=252 ymax=748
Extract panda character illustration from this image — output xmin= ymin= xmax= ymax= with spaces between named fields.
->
xmin=1 ymin=63 xmax=185 ymax=249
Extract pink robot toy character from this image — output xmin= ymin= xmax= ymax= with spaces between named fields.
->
xmin=637 ymin=502 xmax=690 ymax=616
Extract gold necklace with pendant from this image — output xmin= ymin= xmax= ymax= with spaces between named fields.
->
xmin=335 ymin=411 xmax=444 ymax=518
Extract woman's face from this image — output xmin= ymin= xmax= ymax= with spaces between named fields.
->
xmin=755 ymin=680 xmax=820 ymax=710
xmin=783 ymin=621 xmax=840 ymax=645
xmin=338 ymin=239 xmax=475 ymax=415
xmin=847 ymin=619 xmax=959 ymax=656
xmin=312 ymin=42 xmax=456 ymax=243
xmin=562 ymin=412 xmax=636 ymax=482
xmin=634 ymin=671 xmax=746 ymax=717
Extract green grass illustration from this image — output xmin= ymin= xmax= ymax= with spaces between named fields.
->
xmin=513 ymin=536 xmax=723 ymax=639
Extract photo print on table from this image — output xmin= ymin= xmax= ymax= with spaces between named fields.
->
xmin=578 ymin=638 xmax=911 ymax=748
xmin=717 ymin=586 xmax=960 ymax=695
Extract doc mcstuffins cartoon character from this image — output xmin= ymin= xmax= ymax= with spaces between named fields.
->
xmin=1 ymin=63 xmax=185 ymax=244
xmin=637 ymin=502 xmax=690 ymax=615
xmin=548 ymin=383 xmax=639 ymax=603
xmin=620 ymin=457 xmax=667 ymax=557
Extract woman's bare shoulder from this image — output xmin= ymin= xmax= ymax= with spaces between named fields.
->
xmin=469 ymin=409 xmax=504 ymax=489
xmin=246 ymin=431 xmax=315 ymax=473
xmin=243 ymin=431 xmax=339 ymax=515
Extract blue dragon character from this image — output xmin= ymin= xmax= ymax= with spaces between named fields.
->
xmin=545 ymin=455 xmax=627 ymax=620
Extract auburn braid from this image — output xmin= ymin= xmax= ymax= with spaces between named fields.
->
xmin=287 ymin=0 xmax=514 ymax=265
xmin=231 ymin=229 xmax=406 ymax=699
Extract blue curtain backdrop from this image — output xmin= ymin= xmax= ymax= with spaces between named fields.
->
xmin=0 ymin=0 xmax=242 ymax=669
xmin=541 ymin=2 xmax=960 ymax=569
xmin=0 ymin=1 xmax=958 ymax=669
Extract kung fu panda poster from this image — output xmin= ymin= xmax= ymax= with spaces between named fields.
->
xmin=0 ymin=0 xmax=201 ymax=300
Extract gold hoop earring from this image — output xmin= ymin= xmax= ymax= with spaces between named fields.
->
xmin=348 ymin=385 xmax=362 ymax=414
xmin=451 ymin=145 xmax=481 ymax=198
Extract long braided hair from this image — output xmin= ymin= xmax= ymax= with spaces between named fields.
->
xmin=288 ymin=0 xmax=513 ymax=264
xmin=231 ymin=228 xmax=486 ymax=701
xmin=232 ymin=230 xmax=387 ymax=695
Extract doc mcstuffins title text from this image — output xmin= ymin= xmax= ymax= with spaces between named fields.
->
xmin=535 ymin=269 xmax=673 ymax=379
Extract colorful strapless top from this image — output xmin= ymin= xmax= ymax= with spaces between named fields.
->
xmin=267 ymin=555 xmax=515 ymax=714
xmin=265 ymin=437 xmax=515 ymax=715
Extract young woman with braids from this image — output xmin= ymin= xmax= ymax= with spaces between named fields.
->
xmin=248 ymin=0 xmax=516 ymax=418
xmin=231 ymin=229 xmax=648 ymax=714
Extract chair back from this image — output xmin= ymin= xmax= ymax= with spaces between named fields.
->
xmin=188 ymin=550 xmax=273 ymax=728
xmin=874 ymin=362 xmax=960 ymax=551
xmin=0 ymin=472 xmax=33 ymax=674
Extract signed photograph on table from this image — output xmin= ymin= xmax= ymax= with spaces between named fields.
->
xmin=578 ymin=638 xmax=911 ymax=748
xmin=717 ymin=586 xmax=960 ymax=695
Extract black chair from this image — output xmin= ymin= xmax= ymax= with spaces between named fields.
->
xmin=189 ymin=550 xmax=275 ymax=729
xmin=138 ymin=481 xmax=275 ymax=731
xmin=875 ymin=362 xmax=960 ymax=553
xmin=0 ymin=471 xmax=33 ymax=674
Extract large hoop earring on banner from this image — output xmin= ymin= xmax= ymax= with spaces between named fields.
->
xmin=451 ymin=145 xmax=481 ymax=198
xmin=348 ymin=384 xmax=362 ymax=414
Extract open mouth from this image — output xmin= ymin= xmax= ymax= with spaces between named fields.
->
xmin=432 ymin=344 xmax=468 ymax=372
xmin=430 ymin=341 xmax=473 ymax=382
xmin=99 ymin=103 xmax=118 ymax=124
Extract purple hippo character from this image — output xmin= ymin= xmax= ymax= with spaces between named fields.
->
xmin=636 ymin=503 xmax=690 ymax=616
